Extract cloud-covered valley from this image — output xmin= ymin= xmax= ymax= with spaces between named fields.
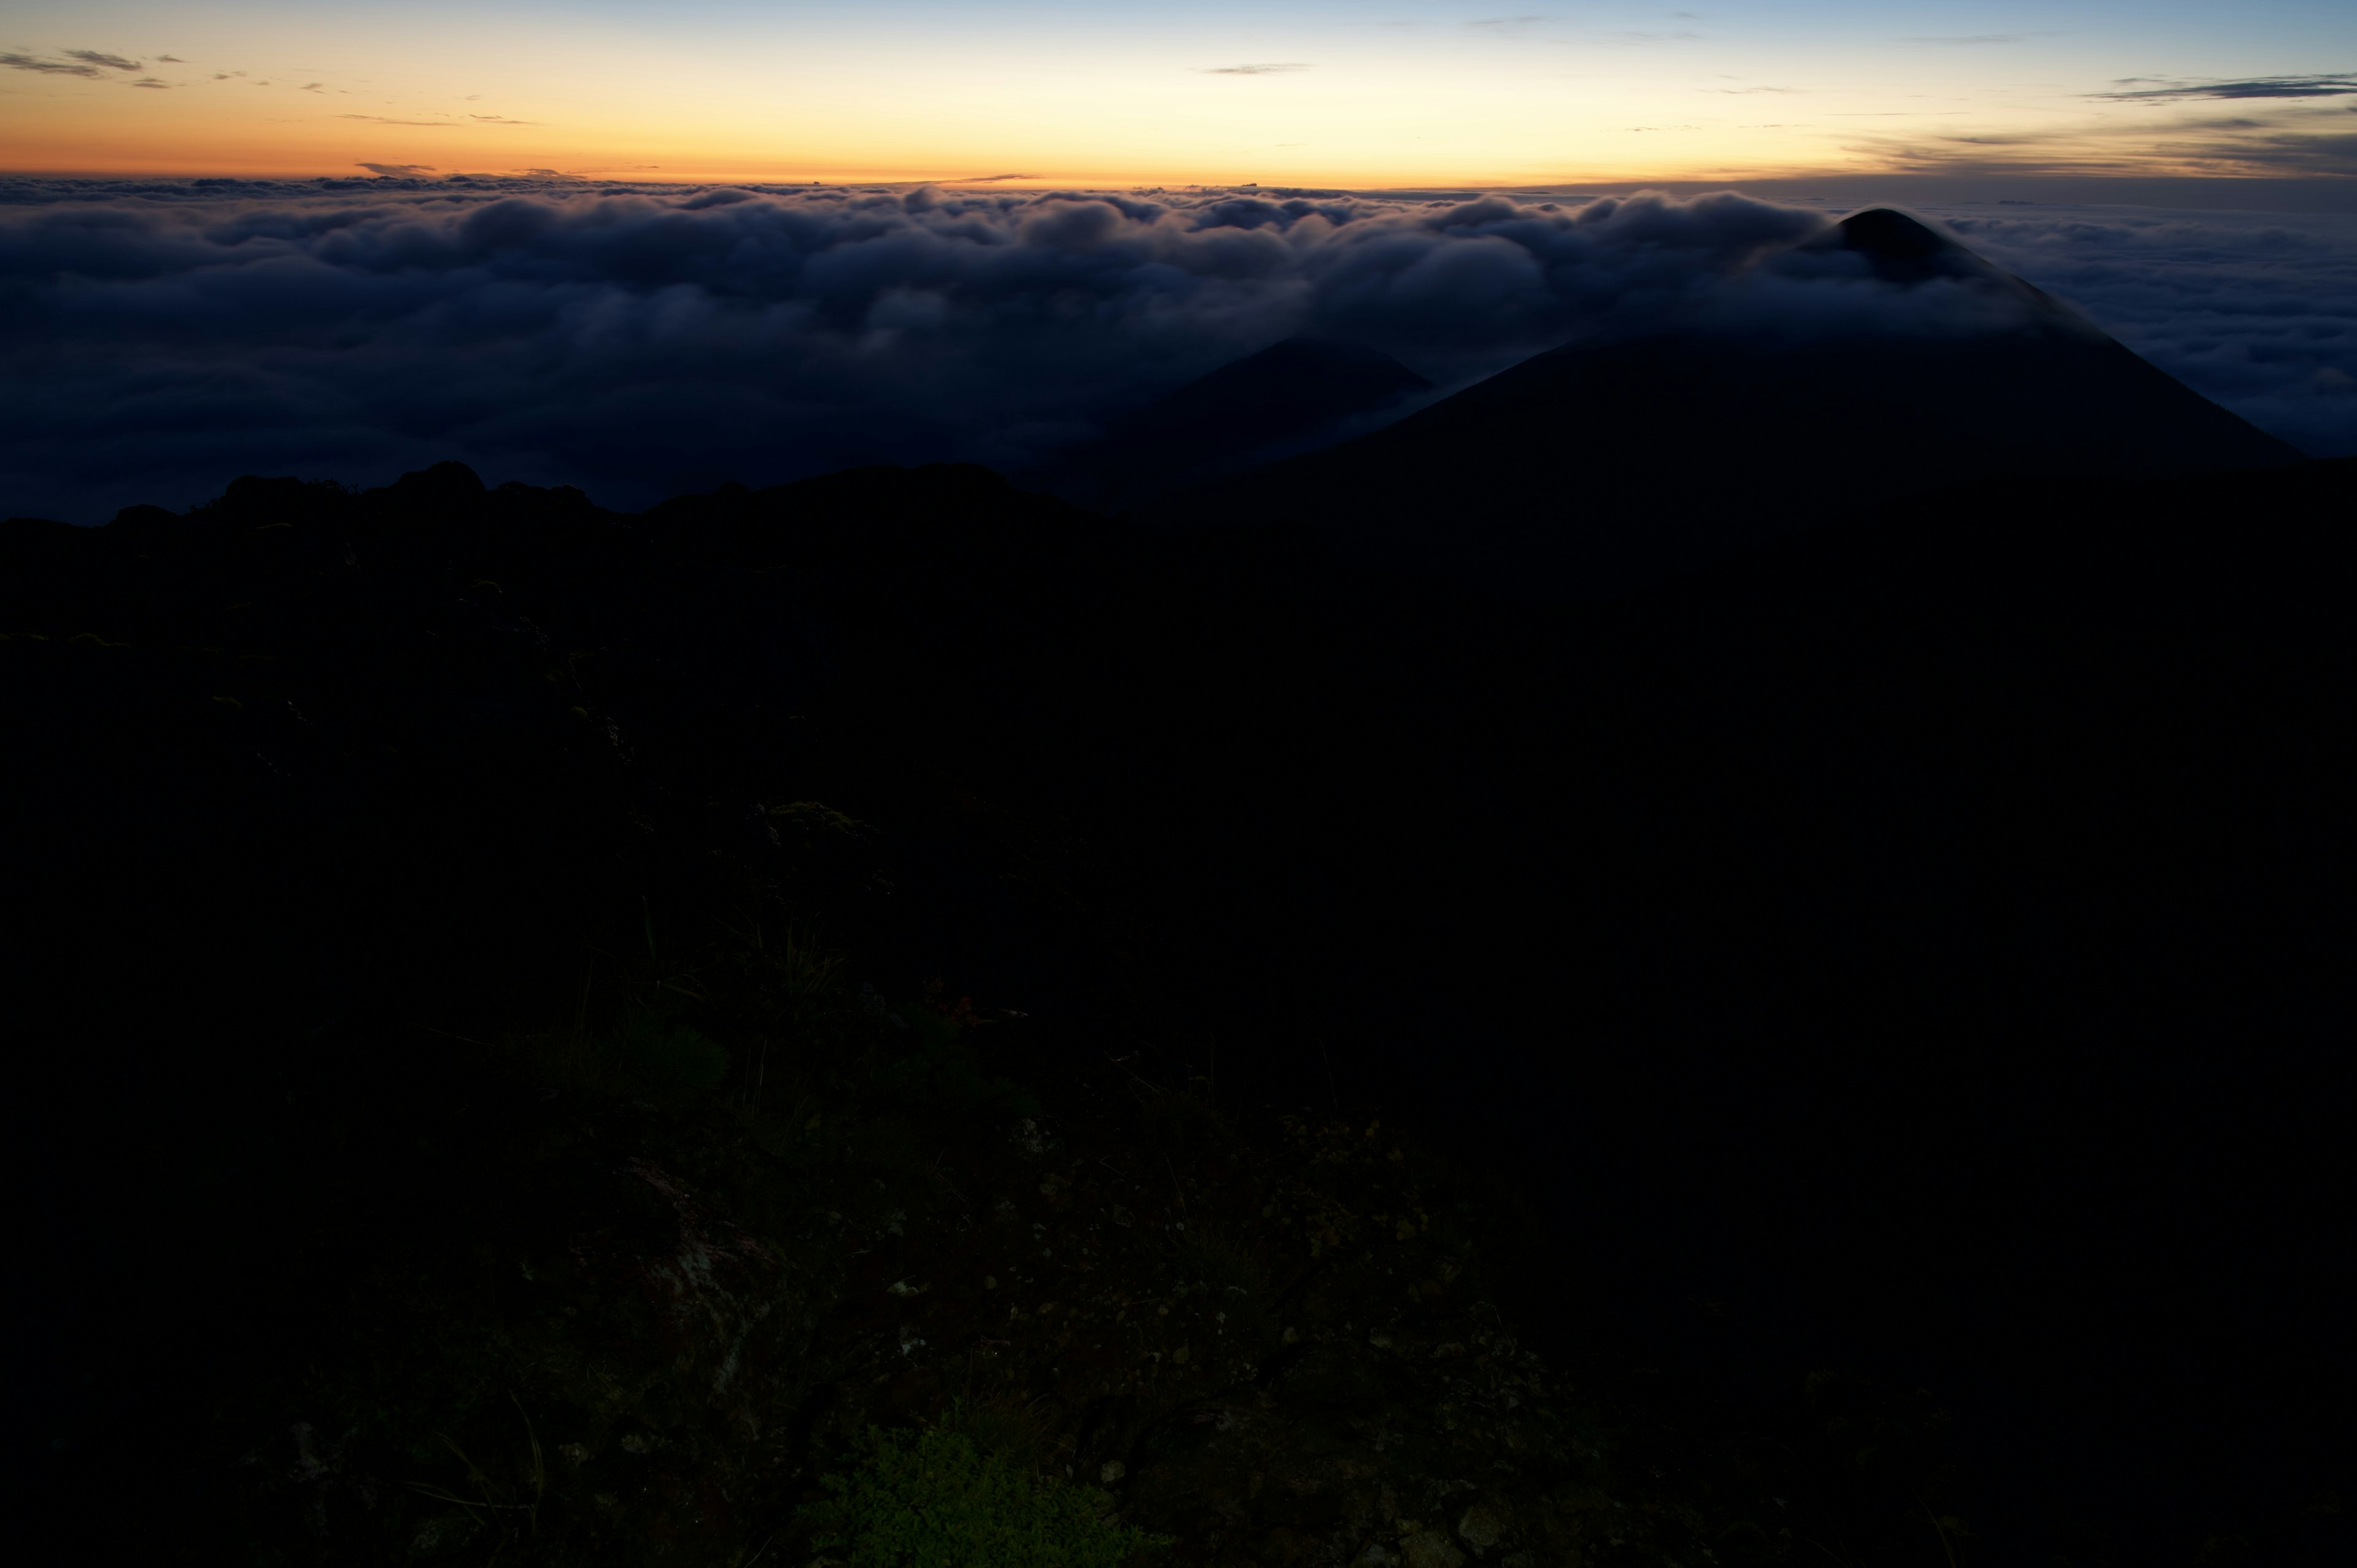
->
xmin=1 ymin=176 xmax=2347 ymax=522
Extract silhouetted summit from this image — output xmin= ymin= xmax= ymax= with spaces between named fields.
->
xmin=1169 ymin=209 xmax=2305 ymax=597
xmin=1833 ymin=206 xmax=1951 ymax=276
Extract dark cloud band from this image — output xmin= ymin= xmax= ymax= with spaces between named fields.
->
xmin=1 ymin=52 xmax=105 ymax=78
xmin=2098 ymin=74 xmax=2357 ymax=102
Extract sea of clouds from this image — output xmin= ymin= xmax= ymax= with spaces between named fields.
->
xmin=1927 ymin=204 xmax=2357 ymax=464
xmin=1 ymin=177 xmax=2348 ymax=522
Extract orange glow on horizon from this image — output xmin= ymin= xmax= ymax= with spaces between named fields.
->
xmin=4 ymin=5 xmax=2350 ymax=191
xmin=0 ymin=112 xmax=1871 ymax=193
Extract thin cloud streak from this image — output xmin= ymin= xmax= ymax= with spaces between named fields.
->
xmin=1 ymin=52 xmax=105 ymax=78
xmin=2097 ymin=74 xmax=2357 ymax=102
xmin=338 ymin=114 xmax=538 ymax=127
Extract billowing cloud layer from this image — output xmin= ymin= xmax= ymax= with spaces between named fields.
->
xmin=0 ymin=177 xmax=2344 ymax=521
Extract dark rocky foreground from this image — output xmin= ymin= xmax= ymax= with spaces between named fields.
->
xmin=6 ymin=456 xmax=2351 ymax=1566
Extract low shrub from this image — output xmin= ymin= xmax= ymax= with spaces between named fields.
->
xmin=799 ymin=1416 xmax=1169 ymax=1568
xmin=614 ymin=1008 xmax=729 ymax=1097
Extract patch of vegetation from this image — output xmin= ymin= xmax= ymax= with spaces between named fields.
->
xmin=799 ymin=1413 xmax=1171 ymax=1568
xmin=614 ymin=1005 xmax=731 ymax=1096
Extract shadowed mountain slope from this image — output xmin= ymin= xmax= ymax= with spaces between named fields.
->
xmin=1039 ymin=335 xmax=1434 ymax=508
xmin=1171 ymin=209 xmax=2305 ymax=597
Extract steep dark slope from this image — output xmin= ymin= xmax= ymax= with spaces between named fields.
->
xmin=1178 ymin=209 xmax=2304 ymax=596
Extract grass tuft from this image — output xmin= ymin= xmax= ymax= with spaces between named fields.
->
xmin=797 ymin=1409 xmax=1169 ymax=1568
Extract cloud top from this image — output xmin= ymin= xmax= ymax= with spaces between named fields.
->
xmin=0 ymin=179 xmax=2342 ymax=523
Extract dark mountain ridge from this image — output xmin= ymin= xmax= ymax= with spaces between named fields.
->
xmin=1160 ymin=209 xmax=2304 ymax=596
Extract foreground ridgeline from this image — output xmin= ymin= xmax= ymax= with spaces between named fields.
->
xmin=7 ymin=447 xmax=2351 ymax=1566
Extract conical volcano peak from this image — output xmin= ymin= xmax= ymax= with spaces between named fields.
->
xmin=1171 ymin=199 xmax=2303 ymax=597
xmin=1838 ymin=207 xmax=1948 ymax=263
xmin=1811 ymin=207 xmax=1986 ymax=284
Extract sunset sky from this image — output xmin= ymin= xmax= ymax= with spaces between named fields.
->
xmin=2 ymin=1 xmax=2351 ymax=187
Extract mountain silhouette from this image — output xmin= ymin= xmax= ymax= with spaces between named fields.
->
xmin=1164 ymin=209 xmax=2305 ymax=597
xmin=1040 ymin=334 xmax=1433 ymax=507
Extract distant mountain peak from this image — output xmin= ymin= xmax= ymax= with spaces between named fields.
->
xmin=1169 ymin=216 xmax=2306 ymax=598
xmin=1803 ymin=206 xmax=1991 ymax=286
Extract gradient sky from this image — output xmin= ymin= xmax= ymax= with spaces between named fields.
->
xmin=3 ymin=1 xmax=2352 ymax=186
